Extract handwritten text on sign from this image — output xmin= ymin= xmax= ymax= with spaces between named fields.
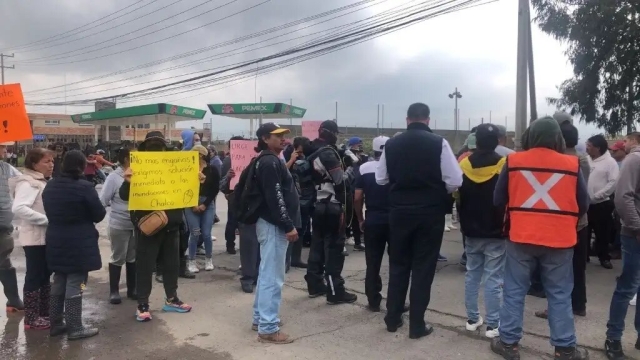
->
xmin=0 ymin=84 xmax=34 ymax=143
xmin=229 ymin=140 xmax=258 ymax=189
xmin=301 ymin=120 xmax=323 ymax=140
xmin=129 ymin=151 xmax=200 ymax=210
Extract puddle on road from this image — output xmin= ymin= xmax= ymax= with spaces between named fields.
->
xmin=0 ymin=288 xmax=105 ymax=360
xmin=0 ymin=267 xmax=233 ymax=359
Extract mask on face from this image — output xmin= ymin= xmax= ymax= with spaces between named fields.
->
xmin=194 ymin=141 xmax=202 ymax=146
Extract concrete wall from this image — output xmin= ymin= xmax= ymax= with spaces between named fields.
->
xmin=208 ymin=125 xmax=515 ymax=153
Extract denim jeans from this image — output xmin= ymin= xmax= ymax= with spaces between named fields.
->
xmin=252 ymin=218 xmax=288 ymax=335
xmin=96 ymin=169 xmax=106 ymax=182
xmin=500 ymin=241 xmax=576 ymax=347
xmin=464 ymin=238 xmax=506 ymax=328
xmin=606 ymin=235 xmax=640 ymax=341
xmin=185 ymin=196 xmax=215 ymax=260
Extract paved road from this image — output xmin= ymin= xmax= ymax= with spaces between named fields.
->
xmin=0 ymin=196 xmax=630 ymax=359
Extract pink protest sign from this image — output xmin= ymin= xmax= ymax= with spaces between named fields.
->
xmin=301 ymin=120 xmax=323 ymax=139
xmin=229 ymin=140 xmax=258 ymax=189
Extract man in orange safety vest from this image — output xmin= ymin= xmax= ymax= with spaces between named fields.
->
xmin=490 ymin=116 xmax=590 ymax=360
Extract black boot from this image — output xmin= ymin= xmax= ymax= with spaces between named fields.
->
xmin=290 ymin=240 xmax=307 ymax=269
xmin=0 ymin=268 xmax=24 ymax=312
xmin=108 ymin=264 xmax=122 ymax=305
xmin=327 ymin=290 xmax=358 ymax=305
xmin=49 ymin=295 xmax=66 ymax=337
xmin=125 ymin=262 xmax=137 ymax=300
xmin=179 ymin=257 xmax=196 ymax=279
xmin=554 ymin=346 xmax=588 ymax=360
xmin=305 ymin=274 xmax=327 ymax=298
xmin=65 ymin=296 xmax=99 ymax=340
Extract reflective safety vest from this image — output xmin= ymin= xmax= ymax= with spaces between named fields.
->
xmin=507 ymin=148 xmax=580 ymax=248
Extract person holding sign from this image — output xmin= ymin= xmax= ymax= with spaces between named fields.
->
xmin=185 ymin=145 xmax=219 ymax=274
xmin=119 ymin=131 xmax=193 ymax=323
xmin=248 ymin=123 xmax=300 ymax=344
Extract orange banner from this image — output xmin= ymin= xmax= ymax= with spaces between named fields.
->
xmin=0 ymin=84 xmax=33 ymax=143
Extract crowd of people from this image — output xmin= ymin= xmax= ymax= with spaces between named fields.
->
xmin=0 ymin=103 xmax=638 ymax=360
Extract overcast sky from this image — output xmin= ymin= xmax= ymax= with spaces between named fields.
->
xmin=0 ymin=0 xmax=602 ymax=140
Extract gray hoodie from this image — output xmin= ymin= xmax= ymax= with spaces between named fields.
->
xmin=614 ymin=146 xmax=640 ymax=237
xmin=99 ymin=167 xmax=133 ymax=230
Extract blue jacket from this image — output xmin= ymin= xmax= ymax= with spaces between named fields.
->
xmin=43 ymin=176 xmax=106 ymax=273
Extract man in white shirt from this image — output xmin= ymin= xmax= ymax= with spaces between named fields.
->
xmin=494 ymin=125 xmax=515 ymax=157
xmin=375 ymin=103 xmax=462 ymax=339
xmin=586 ymin=134 xmax=619 ymax=269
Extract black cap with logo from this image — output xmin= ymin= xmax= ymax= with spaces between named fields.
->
xmin=256 ymin=122 xmax=291 ymax=139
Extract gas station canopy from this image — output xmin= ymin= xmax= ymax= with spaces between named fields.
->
xmin=71 ymin=103 xmax=207 ymax=126
xmin=70 ymin=103 xmax=207 ymax=142
xmin=207 ymin=103 xmax=306 ymax=119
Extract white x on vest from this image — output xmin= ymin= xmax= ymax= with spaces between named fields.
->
xmin=519 ymin=171 xmax=564 ymax=211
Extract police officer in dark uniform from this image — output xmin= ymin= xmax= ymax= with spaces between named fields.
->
xmin=304 ymin=120 xmax=357 ymax=305
xmin=376 ymin=103 xmax=462 ymax=338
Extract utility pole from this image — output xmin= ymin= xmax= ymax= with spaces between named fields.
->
xmin=527 ymin=15 xmax=538 ymax=121
xmin=0 ymin=53 xmax=15 ymax=85
xmin=376 ymin=104 xmax=380 ymax=135
xmin=381 ymin=104 xmax=385 ymax=129
xmin=448 ymin=88 xmax=462 ymax=131
xmin=515 ymin=0 xmax=530 ymax=150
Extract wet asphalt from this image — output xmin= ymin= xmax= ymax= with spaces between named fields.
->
xmin=0 ymin=192 xmax=625 ymax=359
xmin=0 ymin=246 xmax=233 ymax=360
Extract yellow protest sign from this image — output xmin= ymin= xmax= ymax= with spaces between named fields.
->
xmin=129 ymin=151 xmax=200 ymax=210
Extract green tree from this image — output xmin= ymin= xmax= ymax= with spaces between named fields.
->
xmin=531 ymin=0 xmax=640 ymax=135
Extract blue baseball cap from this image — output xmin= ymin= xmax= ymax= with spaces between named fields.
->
xmin=348 ymin=137 xmax=362 ymax=147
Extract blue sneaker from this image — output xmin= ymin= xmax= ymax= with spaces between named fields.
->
xmin=438 ymin=254 xmax=448 ymax=262
xmin=162 ymin=297 xmax=192 ymax=313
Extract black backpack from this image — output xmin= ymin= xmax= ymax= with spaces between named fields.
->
xmin=233 ymin=152 xmax=275 ymax=225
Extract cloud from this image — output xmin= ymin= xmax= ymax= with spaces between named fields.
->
xmin=0 ymin=0 xmax=602 ymax=140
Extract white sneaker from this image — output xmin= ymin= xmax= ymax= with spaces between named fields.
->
xmin=187 ymin=260 xmax=200 ymax=273
xmin=205 ymin=258 xmax=214 ymax=271
xmin=485 ymin=326 xmax=499 ymax=339
xmin=466 ymin=316 xmax=483 ymax=331
xmin=345 ymin=238 xmax=355 ymax=246
xmin=211 ymin=236 xmax=217 ymax=241
xmin=631 ymin=294 xmax=637 ymax=306
xmin=444 ymin=225 xmax=451 ymax=232
xmin=445 ymin=214 xmax=457 ymax=230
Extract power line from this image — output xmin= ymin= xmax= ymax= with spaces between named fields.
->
xmin=23 ymin=0 xmax=379 ymax=94
xmin=27 ymin=0 xmax=494 ymax=106
xmin=27 ymin=0 xmax=407 ymax=100
xmin=0 ymin=0 xmax=152 ymax=52
xmin=17 ymin=0 xmax=185 ymax=54
xmin=29 ymin=0 xmax=474 ymax=104
xmin=15 ymin=0 xmax=238 ymax=64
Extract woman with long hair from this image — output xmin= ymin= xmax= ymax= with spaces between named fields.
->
xmin=42 ymin=150 xmax=106 ymax=340
xmin=10 ymin=148 xmax=54 ymax=330
xmin=186 ymin=145 xmax=220 ymax=273
xmin=99 ymin=148 xmax=136 ymax=304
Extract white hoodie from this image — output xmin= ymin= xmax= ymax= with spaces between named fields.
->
xmin=587 ymin=151 xmax=619 ymax=204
